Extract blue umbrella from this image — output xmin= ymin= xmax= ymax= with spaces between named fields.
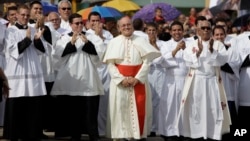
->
xmin=132 ymin=2 xmax=181 ymax=23
xmin=41 ymin=1 xmax=58 ymax=15
xmin=77 ymin=5 xmax=123 ymax=20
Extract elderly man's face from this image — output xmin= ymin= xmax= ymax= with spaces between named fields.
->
xmin=199 ymin=21 xmax=212 ymax=41
xmin=118 ymin=16 xmax=134 ymax=37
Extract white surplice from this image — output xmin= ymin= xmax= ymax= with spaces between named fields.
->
xmin=4 ymin=25 xmax=47 ymax=98
xmin=51 ymin=33 xmax=105 ymax=96
xmin=103 ymin=35 xmax=161 ymax=139
xmin=177 ymin=39 xmax=231 ymax=140
xmin=158 ymin=38 xmax=189 ymax=137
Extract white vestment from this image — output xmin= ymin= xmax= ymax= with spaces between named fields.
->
xmin=4 ymin=25 xmax=47 ymax=98
xmin=235 ymin=32 xmax=250 ymax=106
xmin=51 ymin=33 xmax=105 ymax=96
xmin=158 ymin=38 xmax=189 ymax=137
xmin=103 ymin=35 xmax=161 ymax=139
xmin=147 ymin=39 xmax=166 ymax=133
xmin=177 ymin=39 xmax=231 ymax=140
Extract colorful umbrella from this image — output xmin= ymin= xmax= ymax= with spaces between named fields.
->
xmin=41 ymin=1 xmax=58 ymax=15
xmin=77 ymin=5 xmax=123 ymax=20
xmin=132 ymin=2 xmax=181 ymax=23
xmin=102 ymin=0 xmax=140 ymax=12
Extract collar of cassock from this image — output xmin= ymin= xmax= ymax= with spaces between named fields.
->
xmin=29 ymin=19 xmax=36 ymax=24
xmin=68 ymin=31 xmax=86 ymax=36
xmin=15 ymin=22 xmax=28 ymax=29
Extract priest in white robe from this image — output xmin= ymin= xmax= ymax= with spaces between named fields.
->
xmin=51 ymin=13 xmax=105 ymax=141
xmin=158 ymin=21 xmax=189 ymax=141
xmin=3 ymin=5 xmax=47 ymax=141
xmin=85 ymin=11 xmax=113 ymax=137
xmin=235 ymin=18 xmax=250 ymax=140
xmin=145 ymin=22 xmax=166 ymax=137
xmin=103 ymin=16 xmax=161 ymax=141
xmin=176 ymin=20 xmax=231 ymax=141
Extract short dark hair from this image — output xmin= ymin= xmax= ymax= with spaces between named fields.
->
xmin=195 ymin=16 xmax=206 ymax=26
xmin=88 ymin=11 xmax=101 ymax=21
xmin=145 ymin=22 xmax=157 ymax=30
xmin=212 ymin=25 xmax=226 ymax=35
xmin=7 ymin=6 xmax=17 ymax=15
xmin=69 ymin=13 xmax=82 ymax=23
xmin=215 ymin=17 xmax=226 ymax=25
xmin=30 ymin=0 xmax=42 ymax=8
xmin=170 ymin=21 xmax=183 ymax=31
xmin=133 ymin=18 xmax=144 ymax=30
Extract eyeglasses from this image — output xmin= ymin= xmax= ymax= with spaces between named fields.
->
xmin=200 ymin=26 xmax=211 ymax=30
xmin=20 ymin=14 xmax=30 ymax=17
xmin=73 ymin=22 xmax=83 ymax=26
xmin=49 ymin=18 xmax=60 ymax=22
xmin=61 ymin=7 xmax=71 ymax=11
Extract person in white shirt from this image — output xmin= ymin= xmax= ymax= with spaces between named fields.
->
xmin=51 ymin=13 xmax=105 ymax=141
xmin=85 ymin=11 xmax=113 ymax=137
xmin=58 ymin=0 xmax=72 ymax=32
xmin=176 ymin=20 xmax=231 ymax=141
xmin=145 ymin=22 xmax=166 ymax=137
xmin=133 ymin=18 xmax=148 ymax=39
xmin=3 ymin=5 xmax=47 ymax=141
xmin=158 ymin=21 xmax=189 ymax=141
xmin=235 ymin=17 xmax=250 ymax=140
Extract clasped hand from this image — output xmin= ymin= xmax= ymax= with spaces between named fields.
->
xmin=71 ymin=32 xmax=88 ymax=44
xmin=121 ymin=77 xmax=139 ymax=87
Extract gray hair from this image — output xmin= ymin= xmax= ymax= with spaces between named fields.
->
xmin=58 ymin=0 xmax=72 ymax=8
xmin=47 ymin=12 xmax=60 ymax=21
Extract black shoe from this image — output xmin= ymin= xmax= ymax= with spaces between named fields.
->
xmin=70 ymin=137 xmax=81 ymax=141
xmin=89 ymin=136 xmax=100 ymax=141
xmin=41 ymin=133 xmax=49 ymax=139
xmin=148 ymin=132 xmax=156 ymax=137
xmin=137 ymin=138 xmax=147 ymax=141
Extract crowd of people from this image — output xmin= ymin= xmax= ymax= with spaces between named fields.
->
xmin=1 ymin=0 xmax=250 ymax=141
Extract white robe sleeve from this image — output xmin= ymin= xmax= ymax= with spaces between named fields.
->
xmin=5 ymin=28 xmax=24 ymax=59
xmin=107 ymin=61 xmax=125 ymax=85
xmin=206 ymin=41 xmax=228 ymax=66
xmin=135 ymin=58 xmax=150 ymax=84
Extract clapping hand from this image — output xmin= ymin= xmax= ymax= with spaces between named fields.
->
xmin=71 ymin=32 xmax=78 ymax=45
xmin=197 ymin=39 xmax=203 ymax=57
xmin=26 ymin=27 xmax=31 ymax=39
xmin=34 ymin=28 xmax=45 ymax=40
xmin=35 ymin=14 xmax=45 ymax=30
xmin=79 ymin=33 xmax=88 ymax=43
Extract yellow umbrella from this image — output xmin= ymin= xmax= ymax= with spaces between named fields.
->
xmin=102 ymin=0 xmax=140 ymax=12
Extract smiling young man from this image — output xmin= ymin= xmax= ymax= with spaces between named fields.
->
xmin=3 ymin=4 xmax=47 ymax=141
xmin=158 ymin=21 xmax=189 ymax=141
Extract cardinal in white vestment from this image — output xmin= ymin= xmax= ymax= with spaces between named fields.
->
xmin=103 ymin=16 xmax=161 ymax=140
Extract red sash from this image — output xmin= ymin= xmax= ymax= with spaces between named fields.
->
xmin=116 ymin=64 xmax=146 ymax=135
